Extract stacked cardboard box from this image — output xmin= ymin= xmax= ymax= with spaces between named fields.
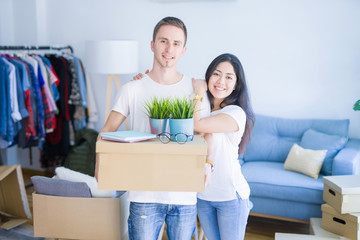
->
xmin=310 ymin=218 xmax=350 ymax=240
xmin=321 ymin=175 xmax=360 ymax=240
xmin=273 ymin=219 xmax=348 ymax=240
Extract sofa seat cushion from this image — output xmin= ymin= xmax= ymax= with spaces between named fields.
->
xmin=242 ymin=161 xmax=324 ymax=204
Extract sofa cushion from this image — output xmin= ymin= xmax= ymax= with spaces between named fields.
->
xmin=249 ymin=196 xmax=322 ymax=220
xmin=300 ymin=129 xmax=348 ymax=176
xmin=242 ymin=161 xmax=324 ymax=204
xmin=284 ymin=143 xmax=327 ymax=179
xmin=244 ymin=115 xmax=349 ymax=163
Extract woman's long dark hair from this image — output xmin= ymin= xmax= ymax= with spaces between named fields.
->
xmin=205 ymin=53 xmax=255 ymax=155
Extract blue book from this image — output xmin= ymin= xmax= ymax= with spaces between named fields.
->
xmin=100 ymin=131 xmax=156 ymax=143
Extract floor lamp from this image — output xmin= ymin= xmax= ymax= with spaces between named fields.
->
xmin=86 ymin=40 xmax=139 ymax=129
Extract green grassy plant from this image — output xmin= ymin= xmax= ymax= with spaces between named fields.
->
xmin=143 ymin=97 xmax=171 ymax=119
xmin=354 ymin=100 xmax=360 ymax=111
xmin=170 ymin=96 xmax=196 ymax=119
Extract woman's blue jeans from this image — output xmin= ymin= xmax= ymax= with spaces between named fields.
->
xmin=128 ymin=202 xmax=197 ymax=240
xmin=197 ymin=194 xmax=250 ymax=240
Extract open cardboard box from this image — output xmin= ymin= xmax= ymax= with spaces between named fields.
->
xmin=33 ymin=192 xmax=129 ymax=240
xmin=0 ymin=164 xmax=32 ymax=230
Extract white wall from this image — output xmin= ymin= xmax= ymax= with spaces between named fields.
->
xmin=0 ymin=0 xmax=14 ymax=44
xmin=1 ymin=0 xmax=360 ymax=168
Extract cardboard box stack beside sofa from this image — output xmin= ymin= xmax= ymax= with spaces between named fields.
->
xmin=321 ymin=175 xmax=360 ymax=240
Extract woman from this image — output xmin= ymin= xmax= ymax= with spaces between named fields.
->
xmin=192 ymin=53 xmax=255 ymax=240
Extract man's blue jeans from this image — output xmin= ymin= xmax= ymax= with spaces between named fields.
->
xmin=128 ymin=202 xmax=197 ymax=240
xmin=197 ymin=194 xmax=250 ymax=240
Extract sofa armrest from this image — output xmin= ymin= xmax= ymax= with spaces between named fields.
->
xmin=332 ymin=139 xmax=360 ymax=175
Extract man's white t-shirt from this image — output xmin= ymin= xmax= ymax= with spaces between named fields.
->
xmin=197 ymin=105 xmax=250 ymax=202
xmin=112 ymin=74 xmax=210 ymax=205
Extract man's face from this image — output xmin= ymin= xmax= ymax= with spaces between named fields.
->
xmin=151 ymin=25 xmax=187 ymax=69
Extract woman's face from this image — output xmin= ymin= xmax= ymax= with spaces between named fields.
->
xmin=208 ymin=61 xmax=237 ymax=103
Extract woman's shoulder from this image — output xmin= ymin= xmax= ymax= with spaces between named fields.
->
xmin=220 ymin=105 xmax=246 ymax=124
xmin=222 ymin=105 xmax=245 ymax=115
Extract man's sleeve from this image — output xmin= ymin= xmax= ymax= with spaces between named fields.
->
xmin=112 ymin=83 xmax=130 ymax=117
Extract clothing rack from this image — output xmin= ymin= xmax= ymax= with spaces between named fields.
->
xmin=0 ymin=45 xmax=73 ymax=53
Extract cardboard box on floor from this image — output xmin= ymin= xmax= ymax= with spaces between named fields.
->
xmin=0 ymin=164 xmax=31 ymax=230
xmin=321 ymin=204 xmax=360 ymax=240
xmin=33 ymin=192 xmax=129 ymax=240
xmin=323 ymin=175 xmax=360 ymax=214
xmin=96 ymin=134 xmax=207 ymax=192
xmin=310 ymin=218 xmax=350 ymax=240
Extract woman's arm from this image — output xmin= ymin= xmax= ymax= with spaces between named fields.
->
xmin=192 ymin=78 xmax=239 ymax=134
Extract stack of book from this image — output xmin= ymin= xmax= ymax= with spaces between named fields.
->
xmin=100 ymin=131 xmax=156 ymax=143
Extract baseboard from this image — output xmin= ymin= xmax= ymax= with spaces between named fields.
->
xmin=22 ymin=168 xmax=54 ymax=177
xmin=250 ymin=212 xmax=310 ymax=224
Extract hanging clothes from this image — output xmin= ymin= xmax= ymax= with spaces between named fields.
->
xmin=0 ymin=47 xmax=92 ymax=170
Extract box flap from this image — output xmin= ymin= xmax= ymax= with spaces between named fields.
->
xmin=323 ymin=175 xmax=360 ymax=195
xmin=0 ymin=165 xmax=32 ymax=230
xmin=0 ymin=165 xmax=17 ymax=181
xmin=0 ymin=218 xmax=28 ymax=230
xmin=96 ymin=135 xmax=207 ymax=155
xmin=321 ymin=204 xmax=360 ymax=223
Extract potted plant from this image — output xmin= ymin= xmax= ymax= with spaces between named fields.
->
xmin=354 ymin=100 xmax=360 ymax=111
xmin=168 ymin=96 xmax=196 ymax=143
xmin=143 ymin=97 xmax=171 ymax=134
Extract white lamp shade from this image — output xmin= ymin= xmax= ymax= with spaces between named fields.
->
xmin=85 ymin=40 xmax=139 ymax=74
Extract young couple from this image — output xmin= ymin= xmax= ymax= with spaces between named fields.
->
xmin=95 ymin=16 xmax=255 ymax=240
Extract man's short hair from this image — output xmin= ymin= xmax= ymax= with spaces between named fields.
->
xmin=153 ymin=16 xmax=187 ymax=46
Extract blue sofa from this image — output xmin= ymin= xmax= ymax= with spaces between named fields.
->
xmin=241 ymin=114 xmax=360 ymax=222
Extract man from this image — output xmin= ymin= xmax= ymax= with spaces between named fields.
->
xmin=95 ymin=17 xmax=209 ymax=239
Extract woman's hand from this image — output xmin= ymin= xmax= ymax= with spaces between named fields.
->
xmin=192 ymin=78 xmax=207 ymax=96
xmin=205 ymin=163 xmax=212 ymax=187
xmin=132 ymin=69 xmax=149 ymax=80
xmin=203 ymin=133 xmax=213 ymax=187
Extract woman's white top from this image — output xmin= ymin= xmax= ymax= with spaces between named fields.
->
xmin=197 ymin=105 xmax=250 ymax=201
